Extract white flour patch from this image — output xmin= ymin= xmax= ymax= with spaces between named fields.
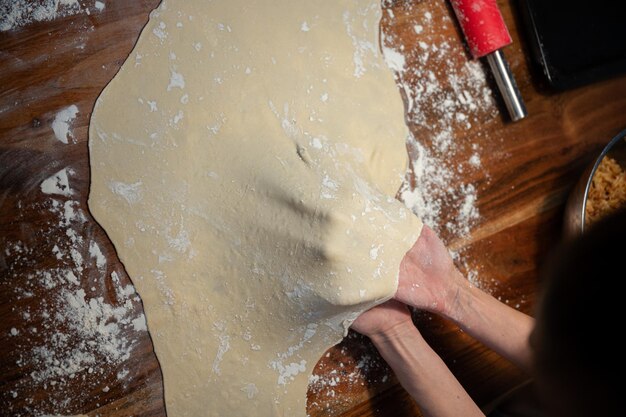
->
xmin=382 ymin=47 xmax=405 ymax=73
xmin=241 ymin=383 xmax=259 ymax=399
xmin=166 ymin=227 xmax=191 ymax=253
xmin=212 ymin=334 xmax=231 ymax=375
xmin=41 ymin=168 xmax=73 ymax=197
xmin=132 ymin=314 xmax=148 ymax=332
xmin=342 ymin=6 xmax=379 ymax=78
xmin=51 ymin=105 xmax=79 ymax=144
xmin=369 ymin=244 xmax=382 ymax=260
xmin=167 ymin=69 xmax=185 ymax=91
xmin=469 ymin=153 xmax=481 ymax=168
xmin=108 ymin=181 xmax=143 ymax=204
xmin=65 ymin=270 xmax=80 ymax=285
xmin=88 ymin=241 xmax=107 ymax=269
xmin=271 ymin=359 xmax=307 ymax=386
xmin=171 ymin=109 xmax=184 ymax=125
xmin=153 ymin=20 xmax=168 ymax=41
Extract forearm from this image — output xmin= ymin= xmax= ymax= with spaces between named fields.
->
xmin=443 ymin=282 xmax=534 ymax=372
xmin=370 ymin=323 xmax=484 ymax=417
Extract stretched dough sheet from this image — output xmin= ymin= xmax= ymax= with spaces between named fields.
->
xmin=88 ymin=0 xmax=422 ymax=415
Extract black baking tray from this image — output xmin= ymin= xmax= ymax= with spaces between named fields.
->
xmin=516 ymin=0 xmax=626 ymax=91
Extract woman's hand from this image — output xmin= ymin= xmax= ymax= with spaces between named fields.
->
xmin=395 ymin=225 xmax=467 ymax=317
xmin=350 ymin=300 xmax=413 ymax=340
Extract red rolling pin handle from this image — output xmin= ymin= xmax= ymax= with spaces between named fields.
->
xmin=450 ymin=0 xmax=512 ymax=58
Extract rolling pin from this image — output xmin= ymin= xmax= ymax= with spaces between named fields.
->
xmin=449 ymin=0 xmax=528 ymax=121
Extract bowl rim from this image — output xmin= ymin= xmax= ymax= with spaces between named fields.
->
xmin=581 ymin=127 xmax=626 ymax=232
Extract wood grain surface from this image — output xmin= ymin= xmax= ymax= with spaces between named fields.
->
xmin=2 ymin=1 xmax=626 ymax=416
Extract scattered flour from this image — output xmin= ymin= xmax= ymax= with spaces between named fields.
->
xmin=379 ymin=5 xmax=495 ymax=239
xmin=307 ymin=333 xmax=393 ymax=411
xmin=2 ymin=188 xmax=146 ymax=415
xmin=0 ymin=0 xmax=106 ymax=32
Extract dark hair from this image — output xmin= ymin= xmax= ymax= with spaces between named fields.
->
xmin=532 ymin=208 xmax=625 ymax=417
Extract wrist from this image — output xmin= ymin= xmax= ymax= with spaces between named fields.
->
xmin=368 ymin=320 xmax=418 ymax=347
xmin=435 ymin=269 xmax=472 ymax=320
xmin=440 ymin=278 xmax=486 ymax=324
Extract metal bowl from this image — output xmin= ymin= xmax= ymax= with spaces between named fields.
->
xmin=564 ymin=128 xmax=626 ymax=237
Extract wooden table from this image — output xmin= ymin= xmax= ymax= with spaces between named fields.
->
xmin=2 ymin=1 xmax=625 ymax=416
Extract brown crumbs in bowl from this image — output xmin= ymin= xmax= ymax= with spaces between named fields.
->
xmin=585 ymin=156 xmax=626 ymax=226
